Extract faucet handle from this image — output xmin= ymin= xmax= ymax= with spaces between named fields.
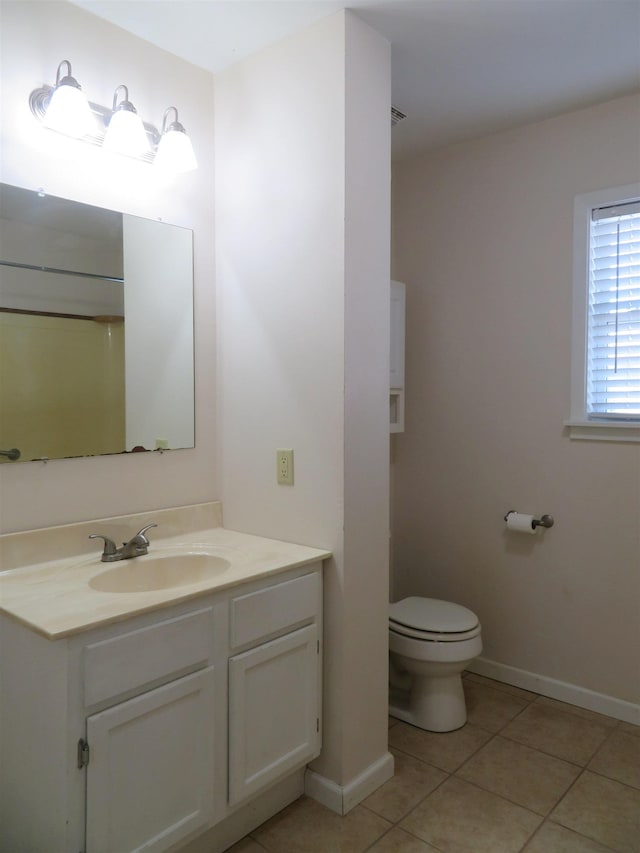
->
xmin=133 ymin=523 xmax=158 ymax=544
xmin=122 ymin=522 xmax=158 ymax=557
xmin=89 ymin=534 xmax=119 ymax=561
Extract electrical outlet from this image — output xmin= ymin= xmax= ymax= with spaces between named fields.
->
xmin=276 ymin=448 xmax=294 ymax=485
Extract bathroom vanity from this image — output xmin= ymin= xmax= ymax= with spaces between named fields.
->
xmin=0 ymin=504 xmax=329 ymax=853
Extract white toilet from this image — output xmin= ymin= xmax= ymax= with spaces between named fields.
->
xmin=389 ymin=596 xmax=482 ymax=732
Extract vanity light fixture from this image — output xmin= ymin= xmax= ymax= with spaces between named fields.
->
xmin=154 ymin=107 xmax=197 ymax=174
xmin=29 ymin=60 xmax=198 ymax=173
xmin=38 ymin=60 xmax=95 ymax=138
xmin=103 ymin=85 xmax=150 ymax=157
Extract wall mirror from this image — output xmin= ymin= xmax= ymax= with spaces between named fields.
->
xmin=0 ymin=183 xmax=194 ymax=463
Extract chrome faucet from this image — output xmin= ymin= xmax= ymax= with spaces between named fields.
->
xmin=89 ymin=523 xmax=158 ymax=562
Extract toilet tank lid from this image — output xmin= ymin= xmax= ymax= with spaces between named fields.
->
xmin=389 ymin=597 xmax=479 ymax=633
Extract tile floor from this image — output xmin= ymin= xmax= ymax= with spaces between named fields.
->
xmin=227 ymin=673 xmax=640 ymax=853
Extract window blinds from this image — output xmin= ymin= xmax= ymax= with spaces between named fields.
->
xmin=588 ymin=201 xmax=640 ymax=418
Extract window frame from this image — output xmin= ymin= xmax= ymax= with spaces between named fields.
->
xmin=568 ymin=182 xmax=640 ymax=443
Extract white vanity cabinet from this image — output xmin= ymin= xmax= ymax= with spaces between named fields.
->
xmin=0 ymin=562 xmax=323 ymax=853
xmin=227 ymin=572 xmax=322 ymax=806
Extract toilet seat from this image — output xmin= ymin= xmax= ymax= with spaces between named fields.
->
xmin=389 ymin=597 xmax=481 ymax=643
xmin=390 ymin=623 xmax=482 ymax=642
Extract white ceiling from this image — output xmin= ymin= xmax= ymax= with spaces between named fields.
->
xmin=71 ymin=0 xmax=640 ymax=160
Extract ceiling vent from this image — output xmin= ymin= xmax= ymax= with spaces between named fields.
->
xmin=391 ymin=106 xmax=407 ymax=127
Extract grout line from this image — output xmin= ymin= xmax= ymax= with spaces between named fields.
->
xmin=359 ymin=823 xmax=395 ymax=853
xmin=531 ymin=694 xmax=621 ymax=728
xmin=448 ymin=773 xmax=545 ymax=821
xmin=244 ymin=835 xmax=273 ymax=852
xmin=448 ymin=729 xmax=500 ymax=775
xmin=519 ymin=819 xmax=546 ymax=852
xmin=368 ymin=764 xmax=454 ymax=833
xmin=521 ymin=817 xmax=621 ymax=853
xmin=582 ymin=765 xmax=640 ymax=794
xmin=465 ymin=672 xmax=539 ymax=704
xmin=384 ymin=738 xmax=461 ymax=776
xmin=546 ymin=809 xmax=624 ymax=853
xmin=497 ymin=729 xmax=594 ymax=769
xmin=584 ymin=724 xmax=618 ymax=769
xmin=463 ymin=745 xmax=584 ymax=807
xmin=361 ymin=821 xmax=447 ymax=853
xmin=547 ymin=765 xmax=591 ymax=822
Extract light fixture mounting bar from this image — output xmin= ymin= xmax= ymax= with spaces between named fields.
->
xmin=29 ymin=85 xmax=160 ymax=163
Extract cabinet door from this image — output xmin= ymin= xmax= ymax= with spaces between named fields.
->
xmin=86 ymin=667 xmax=215 ymax=853
xmin=228 ymin=624 xmax=320 ymax=806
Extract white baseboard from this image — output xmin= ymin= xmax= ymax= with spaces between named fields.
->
xmin=467 ymin=657 xmax=640 ymax=726
xmin=305 ymin=751 xmax=395 ymax=815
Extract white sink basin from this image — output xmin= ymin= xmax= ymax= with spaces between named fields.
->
xmin=89 ymin=551 xmax=231 ymax=593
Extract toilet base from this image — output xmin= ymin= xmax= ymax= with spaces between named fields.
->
xmin=389 ymin=672 xmax=468 ymax=733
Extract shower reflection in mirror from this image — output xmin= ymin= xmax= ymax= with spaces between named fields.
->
xmin=0 ymin=184 xmax=194 ymax=463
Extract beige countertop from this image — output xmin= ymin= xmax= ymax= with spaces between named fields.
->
xmin=0 ymin=527 xmax=331 ymax=640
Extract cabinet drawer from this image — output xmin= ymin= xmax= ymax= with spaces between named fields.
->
xmin=83 ymin=608 xmax=213 ymax=707
xmin=230 ymin=570 xmax=320 ymax=649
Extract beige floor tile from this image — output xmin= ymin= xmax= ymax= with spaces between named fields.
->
xmin=463 ymin=680 xmax=530 ymax=732
xmin=367 ymin=826 xmax=441 ymax=852
xmin=399 ymin=776 xmax=542 ymax=853
xmin=251 ymin=796 xmax=391 ymax=853
xmin=523 ymin=821 xmax=617 ymax=852
xmin=464 ymin=673 xmax=539 ymax=703
xmin=388 ymin=721 xmax=493 ymax=773
xmin=362 ymin=749 xmax=447 ymax=823
xmin=535 ymin=697 xmax=619 ymax=728
xmin=501 ymin=702 xmax=610 ymax=765
xmin=588 ymin=729 xmax=640 ymax=790
xmin=225 ymin=839 xmax=269 ymax=853
xmin=618 ymin=721 xmax=640 ymax=739
xmin=551 ymin=771 xmax=640 ymax=852
xmin=457 ymin=735 xmax=581 ymax=814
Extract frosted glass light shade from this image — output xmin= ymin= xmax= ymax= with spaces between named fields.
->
xmin=44 ymin=84 xmax=95 ymax=138
xmin=154 ymin=128 xmax=198 ymax=174
xmin=104 ymin=109 xmax=150 ymax=157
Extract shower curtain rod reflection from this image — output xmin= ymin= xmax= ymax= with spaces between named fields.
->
xmin=0 ymin=448 xmax=21 ymax=460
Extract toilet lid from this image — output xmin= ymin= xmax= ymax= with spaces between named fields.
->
xmin=389 ymin=597 xmax=479 ymax=634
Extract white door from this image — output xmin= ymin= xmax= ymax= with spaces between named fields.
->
xmin=86 ymin=667 xmax=215 ymax=853
xmin=228 ymin=625 xmax=320 ymax=806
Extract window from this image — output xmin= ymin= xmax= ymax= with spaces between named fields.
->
xmin=569 ymin=183 xmax=640 ymax=441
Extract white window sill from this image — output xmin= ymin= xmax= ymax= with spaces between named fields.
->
xmin=565 ymin=420 xmax=640 ymax=443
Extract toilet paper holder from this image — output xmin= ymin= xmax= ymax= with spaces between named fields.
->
xmin=504 ymin=511 xmax=554 ymax=529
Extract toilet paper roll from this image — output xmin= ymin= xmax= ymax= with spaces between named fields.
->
xmin=505 ymin=512 xmax=536 ymax=534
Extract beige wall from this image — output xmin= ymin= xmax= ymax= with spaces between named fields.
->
xmin=392 ymin=94 xmax=640 ymax=707
xmin=0 ymin=1 xmax=216 ymax=532
xmin=215 ymin=11 xmax=391 ymax=794
xmin=1 ymin=0 xmax=392 ymax=804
